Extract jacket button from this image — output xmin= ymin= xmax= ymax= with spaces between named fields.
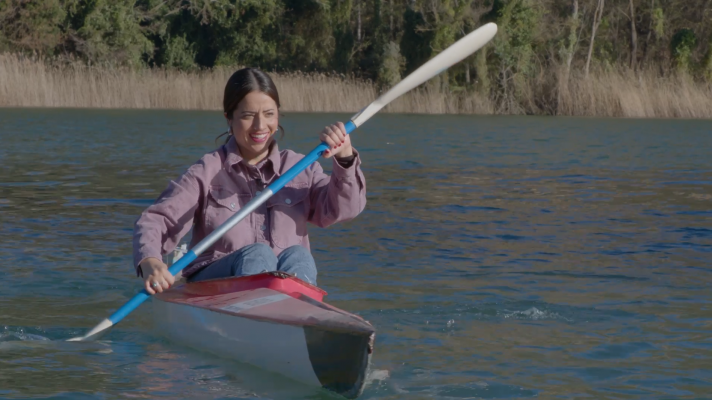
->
xmin=230 ymin=202 xmax=235 ymax=209
xmin=260 ymin=225 xmax=266 ymax=231
xmin=285 ymin=199 xmax=292 ymax=205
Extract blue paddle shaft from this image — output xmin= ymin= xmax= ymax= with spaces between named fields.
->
xmin=106 ymin=120 xmax=357 ymax=325
xmin=108 ymin=251 xmax=198 ymax=324
xmin=271 ymin=121 xmax=355 ymax=191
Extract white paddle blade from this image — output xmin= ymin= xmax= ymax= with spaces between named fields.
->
xmin=351 ymin=22 xmax=498 ymax=127
xmin=66 ymin=318 xmax=113 ymax=342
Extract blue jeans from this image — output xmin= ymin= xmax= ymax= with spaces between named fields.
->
xmin=188 ymin=243 xmax=317 ymax=285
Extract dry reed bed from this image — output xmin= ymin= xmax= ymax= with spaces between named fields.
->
xmin=558 ymin=69 xmax=712 ymax=119
xmin=1 ymin=53 xmax=710 ymax=118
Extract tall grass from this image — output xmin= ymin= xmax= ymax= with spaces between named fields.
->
xmin=1 ymin=53 xmax=711 ymax=118
xmin=555 ymin=67 xmax=712 ymax=119
xmin=0 ymin=54 xmax=492 ymax=114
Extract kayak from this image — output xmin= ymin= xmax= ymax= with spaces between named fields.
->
xmin=152 ymin=271 xmax=375 ymax=398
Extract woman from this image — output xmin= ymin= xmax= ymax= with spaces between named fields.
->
xmin=133 ymin=68 xmax=366 ymax=294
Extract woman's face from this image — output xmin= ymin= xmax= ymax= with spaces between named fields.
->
xmin=226 ymin=91 xmax=279 ymax=163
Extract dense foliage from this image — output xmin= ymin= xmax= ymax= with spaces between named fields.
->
xmin=2 ymin=0 xmax=712 ymax=92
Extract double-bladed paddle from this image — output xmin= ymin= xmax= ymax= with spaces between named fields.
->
xmin=68 ymin=22 xmax=498 ymax=342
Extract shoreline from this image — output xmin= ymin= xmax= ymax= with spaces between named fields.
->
xmin=1 ymin=54 xmax=712 ymax=119
xmin=2 ymin=106 xmax=710 ymax=123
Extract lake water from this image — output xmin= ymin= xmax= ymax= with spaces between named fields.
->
xmin=1 ymin=109 xmax=711 ymax=399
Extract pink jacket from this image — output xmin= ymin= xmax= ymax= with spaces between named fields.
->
xmin=132 ymin=136 xmax=366 ymax=277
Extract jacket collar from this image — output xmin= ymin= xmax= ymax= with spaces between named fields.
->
xmin=224 ymin=135 xmax=281 ymax=177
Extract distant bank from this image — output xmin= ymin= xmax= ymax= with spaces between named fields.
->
xmin=1 ymin=54 xmax=711 ymax=119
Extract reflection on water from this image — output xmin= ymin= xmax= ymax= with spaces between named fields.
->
xmin=1 ymin=109 xmax=711 ymax=399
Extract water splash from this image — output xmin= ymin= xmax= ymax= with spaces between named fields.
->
xmin=366 ymin=369 xmax=390 ymax=384
xmin=500 ymin=307 xmax=572 ymax=322
xmin=1 ymin=326 xmax=51 ymax=342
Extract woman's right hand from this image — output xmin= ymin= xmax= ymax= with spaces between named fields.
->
xmin=140 ymin=257 xmax=175 ymax=294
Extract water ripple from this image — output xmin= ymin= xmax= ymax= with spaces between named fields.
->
xmin=1 ymin=110 xmax=711 ymax=399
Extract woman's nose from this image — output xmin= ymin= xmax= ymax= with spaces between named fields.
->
xmin=253 ymin=114 xmax=267 ymax=130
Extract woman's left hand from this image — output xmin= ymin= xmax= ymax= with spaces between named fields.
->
xmin=320 ymin=122 xmax=353 ymax=159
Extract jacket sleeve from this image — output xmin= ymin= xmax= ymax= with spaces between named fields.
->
xmin=132 ymin=165 xmax=203 ymax=276
xmin=307 ymin=149 xmax=367 ymax=228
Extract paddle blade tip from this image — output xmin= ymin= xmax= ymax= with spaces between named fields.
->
xmin=66 ymin=318 xmax=113 ymax=342
xmin=482 ymin=22 xmax=498 ymax=40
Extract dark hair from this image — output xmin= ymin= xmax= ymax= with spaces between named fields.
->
xmin=217 ymin=68 xmax=285 ymax=144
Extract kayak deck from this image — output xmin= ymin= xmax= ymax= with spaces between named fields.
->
xmin=153 ymin=272 xmax=375 ymax=398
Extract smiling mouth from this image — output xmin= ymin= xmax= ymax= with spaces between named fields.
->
xmin=250 ymin=132 xmax=270 ymax=143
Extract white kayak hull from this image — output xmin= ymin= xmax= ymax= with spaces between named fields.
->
xmin=152 ymin=272 xmax=375 ymax=398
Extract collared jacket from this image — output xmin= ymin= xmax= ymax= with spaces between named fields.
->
xmin=132 ymin=136 xmax=366 ymax=277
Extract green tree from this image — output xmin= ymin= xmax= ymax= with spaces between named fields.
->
xmin=159 ymin=35 xmax=196 ymax=69
xmin=330 ymin=0 xmax=355 ymax=73
xmin=205 ymin=0 xmax=283 ymax=68
xmin=671 ymin=28 xmax=697 ymax=73
xmin=703 ymin=39 xmax=712 ymax=81
xmin=358 ymin=0 xmax=391 ymax=80
xmin=0 ymin=0 xmax=65 ymax=54
xmin=400 ymin=7 xmax=433 ymax=76
xmin=280 ymin=0 xmax=334 ymax=70
xmin=65 ymin=0 xmax=153 ymax=65
xmin=377 ymin=41 xmax=405 ymax=88
xmin=489 ymin=0 xmax=543 ymax=111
